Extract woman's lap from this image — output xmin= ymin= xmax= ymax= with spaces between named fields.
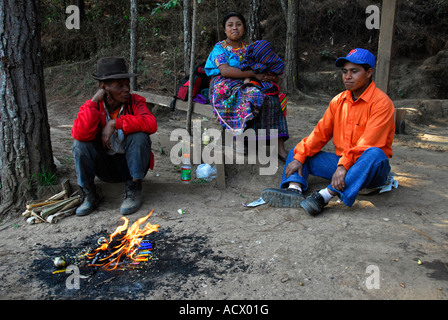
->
xmin=210 ymin=76 xmax=288 ymax=139
xmin=246 ymin=95 xmax=288 ymax=140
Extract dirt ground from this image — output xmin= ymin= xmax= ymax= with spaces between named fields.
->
xmin=0 ymin=77 xmax=447 ymax=302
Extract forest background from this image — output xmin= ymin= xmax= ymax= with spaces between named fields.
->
xmin=41 ymin=0 xmax=448 ymax=100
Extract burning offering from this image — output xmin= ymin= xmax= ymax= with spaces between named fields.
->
xmin=87 ymin=210 xmax=159 ymax=271
xmin=29 ymin=209 xmax=248 ymax=299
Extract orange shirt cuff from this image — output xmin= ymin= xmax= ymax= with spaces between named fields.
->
xmin=292 ymin=152 xmax=306 ymax=164
xmin=338 ymin=157 xmax=354 ymax=170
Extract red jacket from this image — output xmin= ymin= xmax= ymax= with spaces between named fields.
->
xmin=71 ymin=93 xmax=157 ymax=169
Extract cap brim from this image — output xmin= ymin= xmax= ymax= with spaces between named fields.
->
xmin=91 ymin=73 xmax=138 ymax=81
xmin=335 ymin=57 xmax=375 ymax=69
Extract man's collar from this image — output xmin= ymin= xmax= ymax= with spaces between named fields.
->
xmin=359 ymin=81 xmax=376 ymax=102
xmin=342 ymin=81 xmax=376 ymax=103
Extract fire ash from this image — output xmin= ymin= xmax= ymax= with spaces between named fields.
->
xmin=87 ymin=210 xmax=159 ymax=271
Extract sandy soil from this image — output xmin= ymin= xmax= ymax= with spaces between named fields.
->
xmin=0 ymin=90 xmax=447 ymax=302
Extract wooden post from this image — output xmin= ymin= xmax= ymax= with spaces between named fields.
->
xmin=183 ymin=0 xmax=191 ymax=74
xmin=186 ymin=0 xmax=198 ymax=135
xmin=375 ymin=0 xmax=397 ymax=94
xmin=215 ymin=128 xmax=226 ymax=190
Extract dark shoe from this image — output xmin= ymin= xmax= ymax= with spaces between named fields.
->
xmin=300 ymin=192 xmax=326 ymax=216
xmin=120 ymin=180 xmax=143 ymax=215
xmin=76 ymin=185 xmax=101 ymax=216
xmin=261 ymin=188 xmax=305 ymax=208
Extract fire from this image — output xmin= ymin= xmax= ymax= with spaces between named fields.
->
xmin=88 ymin=210 xmax=159 ymax=270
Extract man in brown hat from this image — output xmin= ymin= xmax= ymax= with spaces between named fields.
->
xmin=71 ymin=57 xmax=158 ymax=216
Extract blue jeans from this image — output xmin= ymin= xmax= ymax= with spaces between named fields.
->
xmin=280 ymin=147 xmax=391 ymax=207
xmin=72 ymin=132 xmax=152 ymax=188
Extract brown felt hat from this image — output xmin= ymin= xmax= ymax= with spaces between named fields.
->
xmin=91 ymin=57 xmax=138 ymax=81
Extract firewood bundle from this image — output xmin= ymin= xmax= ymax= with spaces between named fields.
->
xmin=22 ymin=179 xmax=81 ymax=224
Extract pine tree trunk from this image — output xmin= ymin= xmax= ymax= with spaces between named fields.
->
xmin=284 ymin=0 xmax=299 ymax=94
xmin=0 ymin=0 xmax=55 ymax=215
xmin=130 ymin=0 xmax=138 ymax=90
xmin=248 ymin=0 xmax=262 ymax=43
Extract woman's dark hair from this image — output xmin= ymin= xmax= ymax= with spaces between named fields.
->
xmin=222 ymin=12 xmax=246 ymax=30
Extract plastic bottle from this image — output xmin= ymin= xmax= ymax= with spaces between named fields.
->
xmin=181 ymin=154 xmax=191 ymax=184
xmin=202 ymin=128 xmax=210 ymax=146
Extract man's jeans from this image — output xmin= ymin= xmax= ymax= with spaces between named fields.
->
xmin=72 ymin=132 xmax=152 ymax=188
xmin=280 ymin=147 xmax=391 ymax=207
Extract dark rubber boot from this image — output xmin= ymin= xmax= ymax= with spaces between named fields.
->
xmin=76 ymin=185 xmax=101 ymax=216
xmin=120 ymin=180 xmax=143 ymax=215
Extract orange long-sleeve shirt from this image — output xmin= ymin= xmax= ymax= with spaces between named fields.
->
xmin=293 ymin=81 xmax=395 ymax=170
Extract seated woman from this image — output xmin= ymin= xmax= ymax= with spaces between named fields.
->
xmin=204 ymin=12 xmax=289 ymax=160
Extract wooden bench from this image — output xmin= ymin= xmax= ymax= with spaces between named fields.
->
xmin=134 ymin=91 xmax=227 ymax=189
xmin=134 ymin=91 xmax=215 ymax=119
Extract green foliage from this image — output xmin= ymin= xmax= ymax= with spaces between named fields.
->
xmin=151 ymin=0 xmax=203 ymax=16
xmin=41 ymin=0 xmax=61 ymax=28
xmin=151 ymin=0 xmax=182 ymax=15
xmin=33 ymin=167 xmax=58 ymax=187
xmin=15 ymin=166 xmax=58 ymax=201
xmin=319 ymin=48 xmax=332 ymax=58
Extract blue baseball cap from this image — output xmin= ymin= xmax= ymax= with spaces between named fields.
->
xmin=334 ymin=48 xmax=376 ymax=69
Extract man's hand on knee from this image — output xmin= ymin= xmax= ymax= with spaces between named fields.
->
xmin=285 ymin=159 xmax=303 ymax=177
xmin=331 ymin=165 xmax=347 ymax=192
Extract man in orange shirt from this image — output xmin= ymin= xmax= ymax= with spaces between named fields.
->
xmin=262 ymin=48 xmax=395 ymax=215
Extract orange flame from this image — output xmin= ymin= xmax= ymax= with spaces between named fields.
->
xmin=88 ymin=210 xmax=159 ymax=270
